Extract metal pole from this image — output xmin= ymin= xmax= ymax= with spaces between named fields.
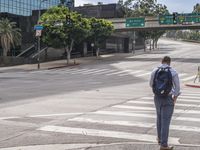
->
xmin=37 ymin=1 xmax=42 ymax=69
xmin=37 ymin=0 xmax=47 ymax=69
xmin=133 ymin=31 xmax=136 ymax=54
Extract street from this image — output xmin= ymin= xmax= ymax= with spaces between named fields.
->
xmin=0 ymin=39 xmax=200 ymax=149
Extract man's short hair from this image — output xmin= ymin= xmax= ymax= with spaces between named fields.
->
xmin=162 ymin=56 xmax=171 ymax=64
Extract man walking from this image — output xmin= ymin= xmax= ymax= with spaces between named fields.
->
xmin=150 ymin=56 xmax=180 ymax=150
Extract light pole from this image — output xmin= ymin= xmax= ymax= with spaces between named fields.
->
xmin=37 ymin=0 xmax=48 ymax=69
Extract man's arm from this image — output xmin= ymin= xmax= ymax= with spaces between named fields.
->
xmin=172 ymin=73 xmax=181 ymax=103
xmin=149 ymin=70 xmax=156 ymax=87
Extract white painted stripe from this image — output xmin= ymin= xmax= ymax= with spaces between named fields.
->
xmin=38 ymin=125 xmax=180 ymax=144
xmin=170 ymin=125 xmax=200 ymax=133
xmin=81 ymin=69 xmax=109 ymax=74
xmin=79 ymin=69 xmax=102 ymax=74
xmin=69 ymin=117 xmax=155 ymax=128
xmin=141 ymin=97 xmax=200 ymax=103
xmin=127 ymin=100 xmax=200 ymax=107
xmin=179 ymin=96 xmax=200 ymax=99
xmin=113 ymin=104 xmax=200 ymax=114
xmin=106 ymin=70 xmax=143 ymax=76
xmin=113 ymin=105 xmax=155 ymax=111
xmin=92 ymin=70 xmax=116 ymax=75
xmin=135 ymin=72 xmax=151 ymax=77
xmin=29 ymin=113 xmax=83 ymax=118
xmin=129 ymin=70 xmax=144 ymax=75
xmin=118 ymin=70 xmax=143 ymax=76
xmin=0 ymin=116 xmax=20 ymax=120
xmin=179 ymin=73 xmax=187 ymax=77
xmin=69 ymin=69 xmax=90 ymax=74
xmin=69 ymin=117 xmax=200 ymax=133
xmin=176 ymin=117 xmax=200 ymax=122
xmin=182 ymin=75 xmax=196 ymax=81
xmin=94 ymin=111 xmax=200 ymax=122
xmin=181 ymin=93 xmax=200 ymax=96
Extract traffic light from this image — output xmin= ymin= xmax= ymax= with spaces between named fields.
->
xmin=66 ymin=14 xmax=72 ymax=26
xmin=173 ymin=12 xmax=178 ymax=24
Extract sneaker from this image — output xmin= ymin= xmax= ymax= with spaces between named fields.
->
xmin=160 ymin=146 xmax=174 ymax=150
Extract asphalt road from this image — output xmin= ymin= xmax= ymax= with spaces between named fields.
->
xmin=0 ymin=39 xmax=200 ymax=149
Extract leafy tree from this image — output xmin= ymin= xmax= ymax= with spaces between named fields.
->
xmin=0 ymin=18 xmax=21 ymax=56
xmin=193 ymin=3 xmax=200 ymax=13
xmin=88 ymin=18 xmax=114 ymax=56
xmin=40 ymin=6 xmax=90 ymax=64
xmin=118 ymin=0 xmax=168 ymax=50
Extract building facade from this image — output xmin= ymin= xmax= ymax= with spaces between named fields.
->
xmin=0 ymin=0 xmax=60 ymax=16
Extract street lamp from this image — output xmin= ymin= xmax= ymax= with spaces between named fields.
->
xmin=37 ymin=0 xmax=48 ymax=69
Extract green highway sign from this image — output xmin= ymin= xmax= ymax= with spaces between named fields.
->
xmin=126 ymin=18 xmax=145 ymax=27
xmin=159 ymin=15 xmax=174 ymax=25
xmin=159 ymin=13 xmax=200 ymax=25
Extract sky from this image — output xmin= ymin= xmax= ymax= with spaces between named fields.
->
xmin=75 ymin=0 xmax=200 ymax=13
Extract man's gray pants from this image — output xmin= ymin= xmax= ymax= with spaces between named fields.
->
xmin=154 ymin=95 xmax=174 ymax=147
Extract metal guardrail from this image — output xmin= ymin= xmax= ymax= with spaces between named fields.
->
xmin=32 ymin=46 xmax=48 ymax=58
xmin=16 ymin=45 xmax=35 ymax=57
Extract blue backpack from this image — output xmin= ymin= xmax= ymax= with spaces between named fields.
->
xmin=153 ymin=67 xmax=173 ymax=97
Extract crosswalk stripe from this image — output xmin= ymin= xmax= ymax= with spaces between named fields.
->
xmin=182 ymin=75 xmax=196 ymax=81
xmin=181 ymin=93 xmax=200 ymax=96
xmin=179 ymin=73 xmax=187 ymax=77
xmin=106 ymin=70 xmax=143 ymax=76
xmin=178 ymin=96 xmax=200 ymax=99
xmin=112 ymin=105 xmax=200 ymax=114
xmin=69 ymin=117 xmax=200 ymax=133
xmin=135 ymin=72 xmax=151 ymax=77
xmin=69 ymin=117 xmax=155 ymax=128
xmin=127 ymin=100 xmax=200 ymax=108
xmin=94 ymin=111 xmax=200 ymax=122
xmin=118 ymin=70 xmax=143 ymax=76
xmin=81 ymin=69 xmax=109 ymax=74
xmin=141 ymin=97 xmax=200 ymax=103
xmin=38 ymin=125 xmax=180 ymax=144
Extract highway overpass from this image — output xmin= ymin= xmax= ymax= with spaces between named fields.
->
xmin=109 ymin=17 xmax=200 ymax=31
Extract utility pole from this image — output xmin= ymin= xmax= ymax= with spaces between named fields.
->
xmin=37 ymin=0 xmax=48 ymax=69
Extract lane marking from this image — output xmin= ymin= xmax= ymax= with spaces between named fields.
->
xmin=94 ymin=111 xmax=200 ymax=122
xmin=69 ymin=117 xmax=155 ymax=128
xmin=0 ymin=113 xmax=83 ymax=121
xmin=127 ymin=100 xmax=200 ymax=108
xmin=182 ymin=75 xmax=196 ymax=81
xmin=106 ymin=70 xmax=143 ymax=76
xmin=0 ymin=116 xmax=20 ymax=120
xmin=69 ymin=117 xmax=200 ymax=133
xmin=135 ymin=72 xmax=151 ymax=77
xmin=141 ymin=97 xmax=200 ymax=103
xmin=179 ymin=73 xmax=187 ymax=78
xmin=178 ymin=96 xmax=200 ymax=99
xmin=29 ymin=113 xmax=83 ymax=118
xmin=38 ymin=125 xmax=180 ymax=144
xmin=113 ymin=105 xmax=200 ymax=114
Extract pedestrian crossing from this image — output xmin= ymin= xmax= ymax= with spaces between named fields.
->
xmin=38 ymin=90 xmax=200 ymax=145
xmin=30 ymin=67 xmax=196 ymax=82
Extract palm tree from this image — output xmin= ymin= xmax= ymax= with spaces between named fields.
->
xmin=0 ymin=18 xmax=21 ymax=56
